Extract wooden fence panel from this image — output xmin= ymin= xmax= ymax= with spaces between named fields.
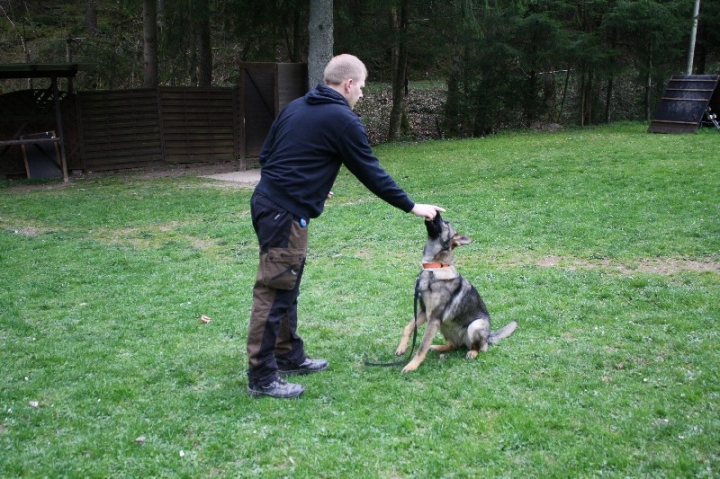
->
xmin=159 ymin=87 xmax=236 ymax=162
xmin=78 ymin=89 xmax=162 ymax=171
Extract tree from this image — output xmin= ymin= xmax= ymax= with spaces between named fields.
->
xmin=143 ymin=0 xmax=158 ymax=88
xmin=387 ymin=0 xmax=409 ymax=142
xmin=85 ymin=0 xmax=99 ymax=36
xmin=308 ymin=0 xmax=333 ymax=88
xmin=195 ymin=0 xmax=212 ymax=86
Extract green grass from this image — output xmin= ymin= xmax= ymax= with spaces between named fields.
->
xmin=1 ymin=123 xmax=719 ymax=477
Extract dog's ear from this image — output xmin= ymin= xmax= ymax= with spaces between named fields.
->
xmin=451 ymin=234 xmax=472 ymax=248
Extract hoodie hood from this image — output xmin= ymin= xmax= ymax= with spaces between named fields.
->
xmin=306 ymin=83 xmax=349 ymax=107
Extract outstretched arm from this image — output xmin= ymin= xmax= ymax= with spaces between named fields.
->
xmin=410 ymin=204 xmax=445 ymax=221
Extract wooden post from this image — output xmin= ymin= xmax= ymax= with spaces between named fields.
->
xmin=52 ymin=76 xmax=69 ymax=182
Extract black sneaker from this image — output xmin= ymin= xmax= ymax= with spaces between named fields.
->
xmin=247 ymin=378 xmax=304 ymax=399
xmin=278 ymin=358 xmax=329 ymax=376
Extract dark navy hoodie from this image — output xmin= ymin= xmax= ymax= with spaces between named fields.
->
xmin=254 ymin=83 xmax=415 ymax=221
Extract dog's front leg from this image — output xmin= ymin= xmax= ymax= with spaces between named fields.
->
xmin=395 ymin=311 xmax=427 ymax=356
xmin=401 ymin=318 xmax=440 ymax=373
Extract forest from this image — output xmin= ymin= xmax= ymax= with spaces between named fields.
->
xmin=1 ymin=0 xmax=718 ymax=137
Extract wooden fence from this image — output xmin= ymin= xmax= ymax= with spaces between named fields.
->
xmin=79 ymin=89 xmax=164 ymax=171
xmin=0 ymin=63 xmax=307 ymax=177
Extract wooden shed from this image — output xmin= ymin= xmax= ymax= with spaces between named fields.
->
xmin=0 ymin=63 xmax=84 ymax=181
xmin=648 ymin=74 xmax=720 ymax=133
xmin=238 ymin=63 xmax=308 ymax=164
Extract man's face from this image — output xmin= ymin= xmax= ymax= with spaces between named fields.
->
xmin=345 ymin=77 xmax=365 ymax=109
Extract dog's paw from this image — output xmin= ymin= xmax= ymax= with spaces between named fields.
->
xmin=401 ymin=361 xmax=419 ymax=373
xmin=466 ymin=350 xmax=479 ymax=360
xmin=395 ymin=347 xmax=406 ymax=357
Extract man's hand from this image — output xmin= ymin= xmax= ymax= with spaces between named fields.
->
xmin=411 ymin=204 xmax=446 ymax=221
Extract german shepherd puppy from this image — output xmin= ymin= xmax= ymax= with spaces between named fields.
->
xmin=395 ymin=213 xmax=517 ymax=373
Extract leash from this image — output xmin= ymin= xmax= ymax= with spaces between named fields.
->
xmin=364 ymin=278 xmax=420 ymax=367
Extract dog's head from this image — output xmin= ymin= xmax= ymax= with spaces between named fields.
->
xmin=423 ymin=212 xmax=472 ymax=263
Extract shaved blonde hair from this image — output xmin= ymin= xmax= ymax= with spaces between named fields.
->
xmin=323 ymin=54 xmax=368 ymax=86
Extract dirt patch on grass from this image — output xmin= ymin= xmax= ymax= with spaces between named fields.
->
xmin=535 ymin=255 xmax=720 ymax=275
xmin=128 ymin=161 xmax=250 ymax=179
xmin=11 ymin=226 xmax=42 ymax=237
xmin=0 ymin=217 xmax=57 ymax=237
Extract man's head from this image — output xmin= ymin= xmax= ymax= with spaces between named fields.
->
xmin=324 ymin=54 xmax=367 ymax=109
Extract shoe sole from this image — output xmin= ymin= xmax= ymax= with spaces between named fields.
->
xmin=247 ymin=387 xmax=304 ymax=399
xmin=278 ymin=364 xmax=328 ymax=376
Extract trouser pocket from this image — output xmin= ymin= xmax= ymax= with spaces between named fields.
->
xmin=257 ymin=247 xmax=306 ymax=290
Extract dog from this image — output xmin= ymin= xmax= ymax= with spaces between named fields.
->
xmin=395 ymin=213 xmax=517 ymax=373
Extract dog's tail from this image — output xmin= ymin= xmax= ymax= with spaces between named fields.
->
xmin=488 ymin=321 xmax=518 ymax=344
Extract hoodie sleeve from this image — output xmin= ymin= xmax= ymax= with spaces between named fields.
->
xmin=337 ymin=117 xmax=415 ymax=213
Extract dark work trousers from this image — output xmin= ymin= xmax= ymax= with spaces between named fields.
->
xmin=247 ymin=191 xmax=308 ymax=386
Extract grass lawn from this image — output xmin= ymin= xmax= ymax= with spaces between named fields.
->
xmin=1 ymin=123 xmax=718 ymax=477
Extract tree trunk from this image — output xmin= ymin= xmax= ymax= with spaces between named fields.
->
xmin=157 ymin=0 xmax=165 ymax=31
xmin=308 ymin=0 xmax=333 ymax=89
xmin=580 ymin=69 xmax=586 ymax=126
xmin=292 ymin=9 xmax=304 ymax=62
xmin=644 ymin=44 xmax=653 ymax=121
xmin=197 ymin=0 xmax=212 ymax=87
xmin=143 ymin=0 xmax=158 ymax=88
xmin=695 ymin=42 xmax=706 ymax=74
xmin=605 ymin=29 xmax=617 ymax=124
xmin=281 ymin=7 xmax=305 ymax=63
xmin=445 ymin=51 xmax=463 ymax=137
xmin=557 ymin=67 xmax=570 ymax=122
xmin=85 ymin=0 xmax=98 ymax=36
xmin=605 ymin=76 xmax=613 ymax=124
xmin=524 ymin=69 xmax=537 ymax=125
xmin=388 ymin=0 xmax=409 ymax=142
xmin=580 ymin=67 xmax=594 ymax=126
xmin=586 ymin=70 xmax=593 ymax=125
xmin=188 ymin=22 xmax=197 ymax=86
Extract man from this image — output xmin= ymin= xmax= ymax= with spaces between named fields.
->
xmin=247 ymin=54 xmax=444 ymax=398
